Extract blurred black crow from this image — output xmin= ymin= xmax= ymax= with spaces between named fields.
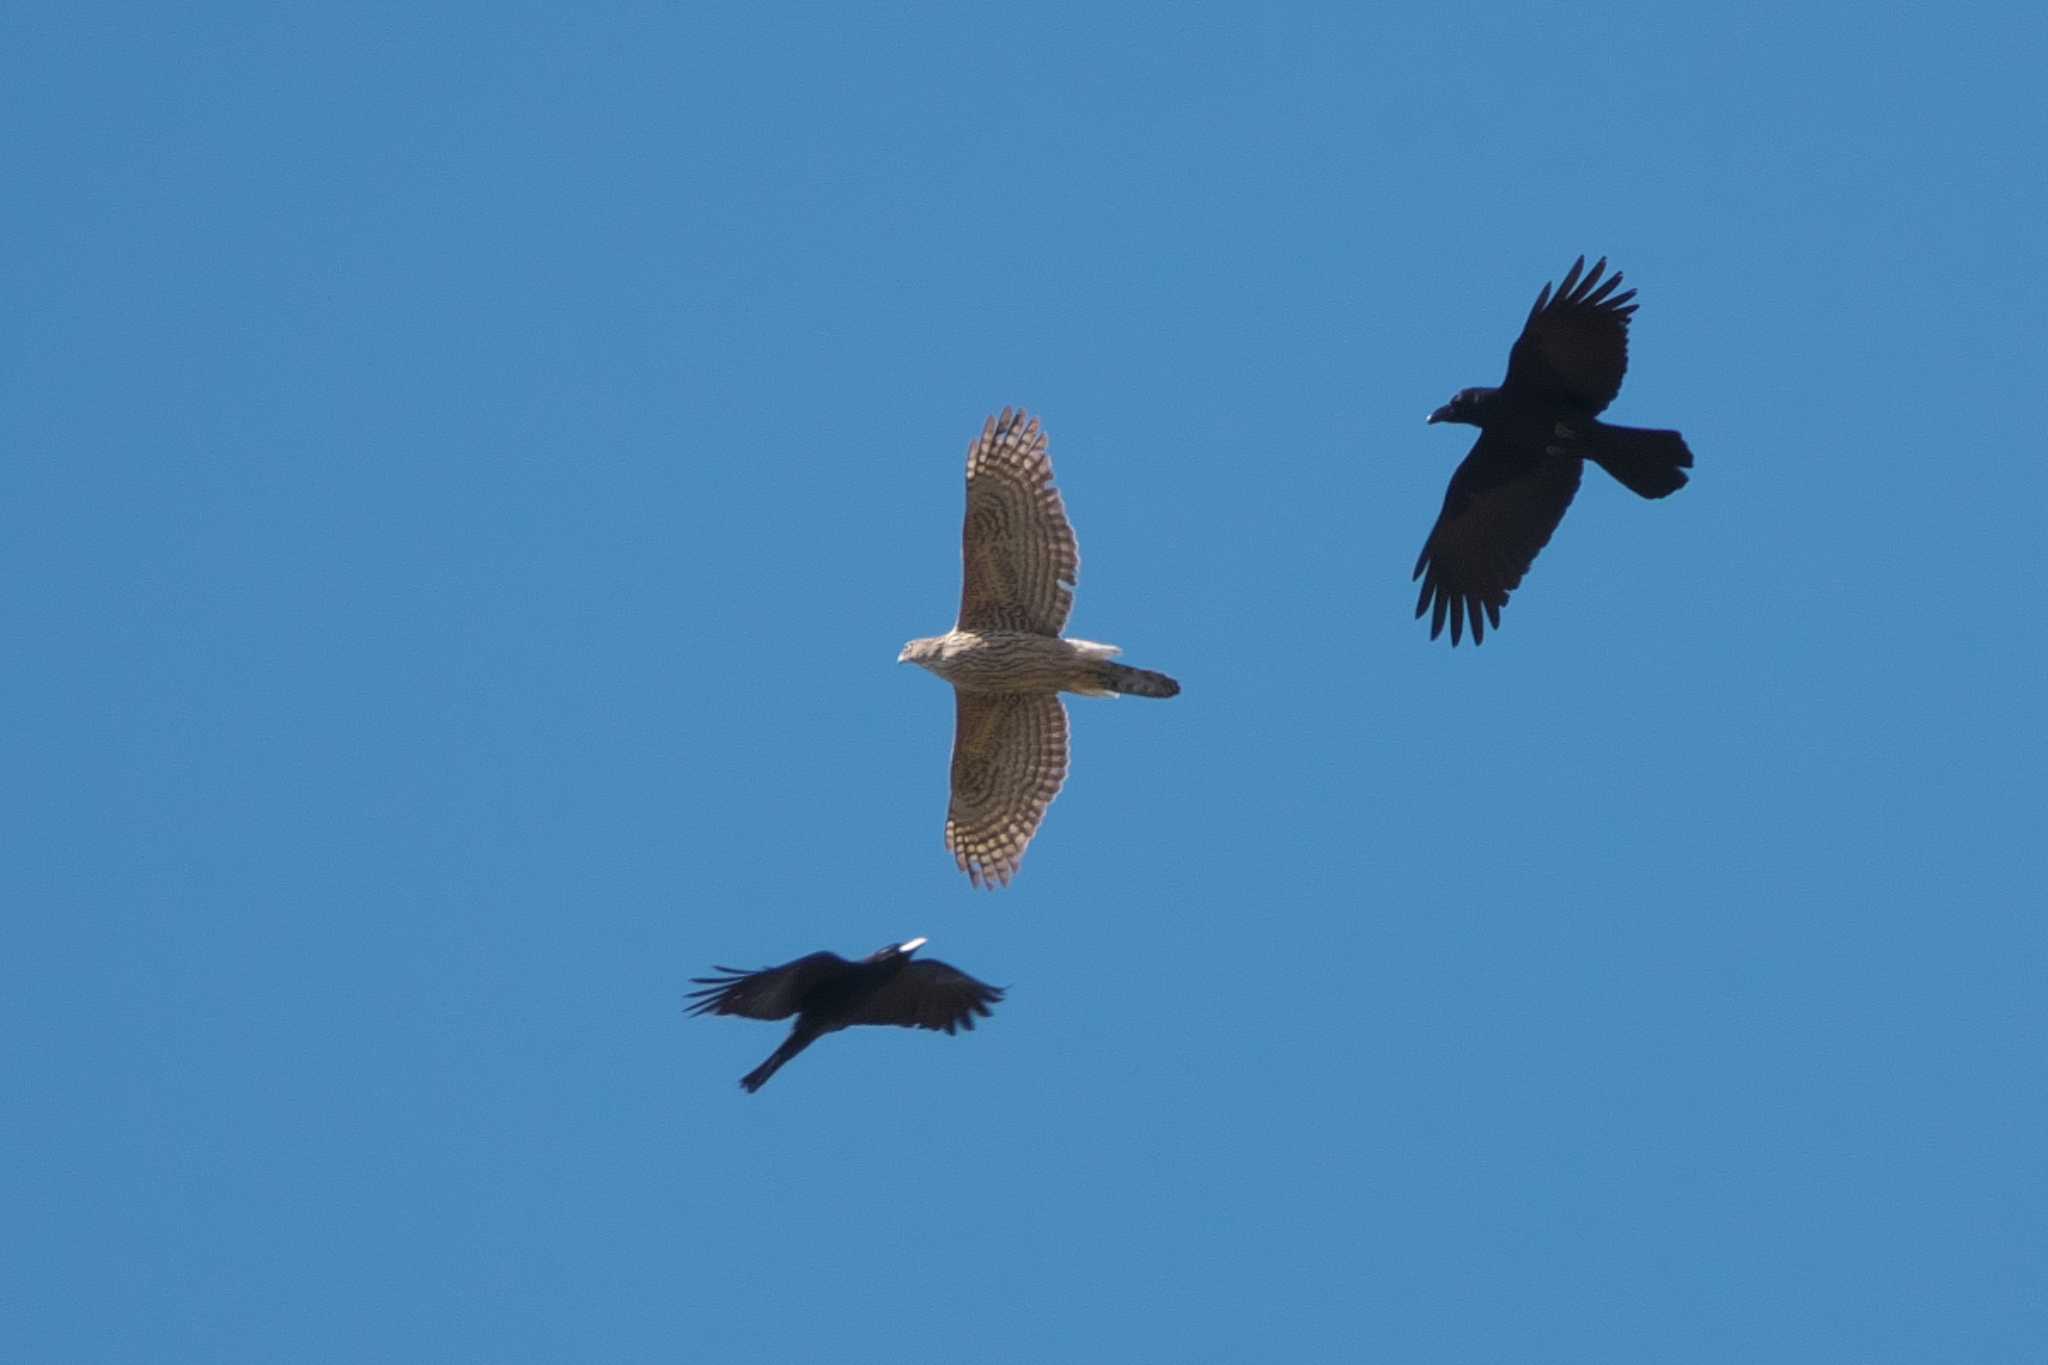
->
xmin=686 ymin=937 xmax=1003 ymax=1092
xmin=1415 ymin=256 xmax=1693 ymax=644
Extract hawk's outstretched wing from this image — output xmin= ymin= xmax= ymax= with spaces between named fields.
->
xmin=957 ymin=408 xmax=1079 ymax=636
xmin=1503 ymin=255 xmax=1637 ymax=416
xmin=847 ymin=960 xmax=1005 ymax=1033
xmin=945 ymin=690 xmax=1069 ymax=888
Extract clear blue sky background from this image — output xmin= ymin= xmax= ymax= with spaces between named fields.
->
xmin=5 ymin=3 xmax=2044 ymax=1361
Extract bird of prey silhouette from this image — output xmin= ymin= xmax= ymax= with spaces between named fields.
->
xmin=900 ymin=408 xmax=1180 ymax=888
xmin=1414 ymin=256 xmax=1694 ymax=645
xmin=686 ymin=938 xmax=1004 ymax=1092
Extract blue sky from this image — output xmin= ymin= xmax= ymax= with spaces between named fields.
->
xmin=5 ymin=3 xmax=2045 ymax=1360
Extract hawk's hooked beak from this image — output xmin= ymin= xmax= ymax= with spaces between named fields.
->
xmin=899 ymin=936 xmax=928 ymax=954
xmin=1426 ymin=405 xmax=1452 ymax=425
xmin=896 ymin=647 xmax=911 ymax=663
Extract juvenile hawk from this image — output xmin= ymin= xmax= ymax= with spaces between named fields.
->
xmin=900 ymin=409 xmax=1180 ymax=888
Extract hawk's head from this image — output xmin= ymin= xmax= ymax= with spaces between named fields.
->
xmin=898 ymin=637 xmax=945 ymax=668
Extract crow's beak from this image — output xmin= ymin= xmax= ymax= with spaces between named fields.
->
xmin=899 ymin=936 xmax=928 ymax=954
xmin=1426 ymin=405 xmax=1451 ymax=425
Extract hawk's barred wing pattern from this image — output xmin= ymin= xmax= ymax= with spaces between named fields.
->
xmin=958 ymin=408 xmax=1079 ymax=636
xmin=897 ymin=409 xmax=1180 ymax=884
xmin=945 ymin=689 xmax=1070 ymax=889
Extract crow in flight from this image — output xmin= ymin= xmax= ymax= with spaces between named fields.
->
xmin=1414 ymin=256 xmax=1693 ymax=644
xmin=686 ymin=937 xmax=1003 ymax=1092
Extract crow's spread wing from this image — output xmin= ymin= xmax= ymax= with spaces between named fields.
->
xmin=1503 ymin=256 xmax=1636 ymax=415
xmin=847 ymin=960 xmax=1005 ymax=1034
xmin=685 ymin=952 xmax=849 ymax=1020
xmin=1413 ymin=432 xmax=1583 ymax=645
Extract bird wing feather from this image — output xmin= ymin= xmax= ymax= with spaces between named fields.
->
xmin=1413 ymin=434 xmax=1583 ymax=645
xmin=684 ymin=952 xmax=849 ymax=1020
xmin=1502 ymin=255 xmax=1637 ymax=415
xmin=945 ymin=690 xmax=1069 ymax=889
xmin=847 ymin=960 xmax=1006 ymax=1033
xmin=957 ymin=408 xmax=1079 ymax=636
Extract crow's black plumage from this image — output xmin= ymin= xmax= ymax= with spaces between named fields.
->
xmin=1414 ymin=256 xmax=1694 ymax=645
xmin=686 ymin=938 xmax=1003 ymax=1092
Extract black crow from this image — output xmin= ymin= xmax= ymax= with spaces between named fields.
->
xmin=686 ymin=937 xmax=1003 ymax=1092
xmin=1415 ymin=256 xmax=1693 ymax=645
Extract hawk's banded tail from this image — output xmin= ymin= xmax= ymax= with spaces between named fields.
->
xmin=1095 ymin=662 xmax=1180 ymax=699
